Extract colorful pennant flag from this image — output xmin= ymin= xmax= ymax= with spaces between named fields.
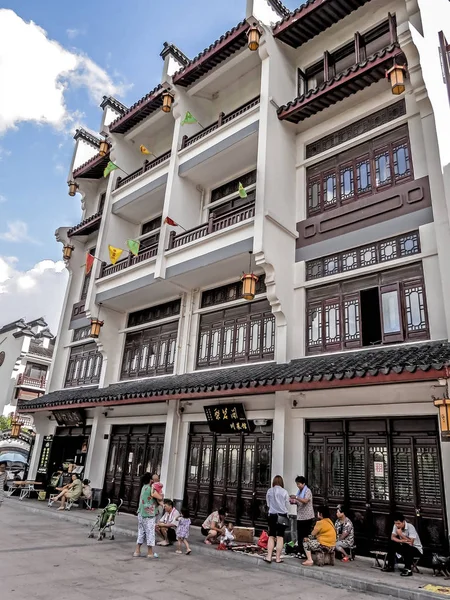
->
xmin=181 ymin=111 xmax=198 ymax=126
xmin=140 ymin=145 xmax=154 ymax=156
xmin=104 ymin=161 xmax=119 ymax=178
xmin=108 ymin=245 xmax=123 ymax=265
xmin=238 ymin=182 xmax=248 ymax=199
xmin=85 ymin=253 xmax=95 ymax=275
xmin=127 ymin=239 xmax=140 ymax=256
xmin=164 ymin=216 xmax=178 ymax=227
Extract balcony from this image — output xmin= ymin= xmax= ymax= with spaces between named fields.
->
xmin=273 ymin=0 xmax=372 ymax=48
xmin=99 ymin=243 xmax=158 ymax=278
xmin=115 ymin=151 xmax=172 ymax=190
xmin=67 ymin=209 xmax=103 ymax=238
xmin=73 ymin=152 xmax=110 ymax=180
xmin=167 ymin=201 xmax=255 ymax=250
xmin=16 ymin=374 xmax=46 ymax=390
xmin=180 ymin=96 xmax=260 ymax=150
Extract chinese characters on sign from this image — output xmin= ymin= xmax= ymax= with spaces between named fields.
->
xmin=374 ymin=461 xmax=385 ymax=478
xmin=204 ymin=403 xmax=249 ymax=434
xmin=37 ymin=435 xmax=53 ymax=474
xmin=53 ymin=409 xmax=84 ymax=427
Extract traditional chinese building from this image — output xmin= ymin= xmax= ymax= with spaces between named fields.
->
xmin=19 ymin=0 xmax=450 ymax=557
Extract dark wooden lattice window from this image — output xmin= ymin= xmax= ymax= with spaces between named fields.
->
xmin=142 ymin=216 xmax=162 ymax=235
xmin=210 ymin=170 xmax=256 ymax=204
xmin=306 ymin=263 xmax=429 ymax=353
xmin=65 ymin=342 xmax=102 ymax=388
xmin=306 ymin=231 xmax=420 ymax=281
xmin=197 ymin=299 xmax=275 ymax=368
xmin=73 ymin=326 xmax=90 ymax=342
xmin=201 ymin=276 xmax=266 ymax=308
xmin=306 ymin=125 xmax=413 ymax=217
xmin=127 ymin=299 xmax=181 ymax=328
xmin=120 ymin=321 xmax=178 ymax=380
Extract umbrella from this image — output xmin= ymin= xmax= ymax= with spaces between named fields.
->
xmin=0 ymin=452 xmax=28 ymax=464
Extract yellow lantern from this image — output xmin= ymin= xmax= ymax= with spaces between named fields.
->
xmin=162 ymin=90 xmax=174 ymax=113
xmin=386 ymin=63 xmax=407 ymax=95
xmin=63 ymin=245 xmax=74 ymax=260
xmin=99 ymin=139 xmax=109 ymax=157
xmin=434 ymin=398 xmax=450 ymax=439
xmin=241 ymin=273 xmax=259 ymax=301
xmin=11 ymin=418 xmax=22 ymax=438
xmin=90 ymin=318 xmax=104 ymax=339
xmin=247 ymin=25 xmax=262 ymax=52
xmin=68 ymin=181 xmax=79 ymax=197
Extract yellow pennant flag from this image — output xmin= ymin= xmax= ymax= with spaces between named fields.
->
xmin=140 ymin=145 xmax=153 ymax=156
xmin=108 ymin=245 xmax=123 ymax=265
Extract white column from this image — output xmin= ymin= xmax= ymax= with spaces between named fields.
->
xmin=271 ymin=391 xmax=289 ymax=479
xmin=84 ymin=409 xmax=111 ymax=489
xmin=160 ymin=400 xmax=181 ymax=500
xmin=173 ymin=420 xmax=190 ymax=509
xmin=28 ymin=414 xmax=56 ymax=480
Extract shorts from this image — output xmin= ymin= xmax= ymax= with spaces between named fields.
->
xmin=268 ymin=513 xmax=288 ymax=538
xmin=201 ymin=526 xmax=209 ymax=536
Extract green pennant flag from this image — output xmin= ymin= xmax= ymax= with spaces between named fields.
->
xmin=181 ymin=111 xmax=198 ymax=125
xmin=104 ymin=161 xmax=119 ymax=178
xmin=238 ymin=182 xmax=248 ymax=199
xmin=127 ymin=239 xmax=140 ymax=256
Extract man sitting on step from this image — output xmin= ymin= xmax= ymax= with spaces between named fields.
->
xmin=382 ymin=512 xmax=423 ymax=577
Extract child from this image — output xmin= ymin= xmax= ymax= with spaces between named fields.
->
xmin=82 ymin=479 xmax=92 ymax=500
xmin=152 ymin=481 xmax=164 ymax=517
xmin=175 ymin=507 xmax=192 ymax=555
xmin=220 ymin=522 xmax=235 ymax=547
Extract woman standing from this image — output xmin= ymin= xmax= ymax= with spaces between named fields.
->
xmin=265 ymin=475 xmax=290 ymax=564
xmin=290 ymin=476 xmax=314 ymax=552
xmin=133 ymin=473 xmax=163 ymax=559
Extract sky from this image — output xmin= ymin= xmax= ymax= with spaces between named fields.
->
xmin=0 ymin=0 xmax=302 ymax=332
xmin=0 ymin=0 xmax=449 ymax=334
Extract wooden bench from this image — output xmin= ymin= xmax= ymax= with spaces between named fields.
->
xmin=370 ymin=550 xmax=420 ymax=573
xmin=312 ymin=545 xmax=335 ymax=566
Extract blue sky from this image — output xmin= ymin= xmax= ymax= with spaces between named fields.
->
xmin=0 ymin=0 xmax=300 ymax=328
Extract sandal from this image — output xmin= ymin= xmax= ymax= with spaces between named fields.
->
xmin=186 ymin=550 xmax=192 ymax=555
xmin=175 ymin=550 xmax=182 ymax=554
xmin=342 ymin=556 xmax=350 ymax=562
xmin=276 ymin=560 xmax=284 ymax=564
xmin=263 ymin=558 xmax=272 ymax=564
xmin=147 ymin=553 xmax=159 ymax=559
xmin=132 ymin=552 xmax=141 ymax=557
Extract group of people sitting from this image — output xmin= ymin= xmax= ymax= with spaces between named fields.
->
xmin=48 ymin=473 xmax=92 ymax=510
xmin=266 ymin=475 xmax=422 ymax=576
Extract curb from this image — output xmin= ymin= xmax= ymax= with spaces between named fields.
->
xmin=7 ymin=501 xmax=440 ymax=600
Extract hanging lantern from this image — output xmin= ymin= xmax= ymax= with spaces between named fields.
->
xmin=99 ymin=139 xmax=109 ymax=157
xmin=63 ymin=245 xmax=74 ymax=260
xmin=90 ymin=318 xmax=104 ymax=339
xmin=241 ymin=273 xmax=259 ymax=301
xmin=162 ymin=90 xmax=175 ymax=113
xmin=434 ymin=398 xmax=450 ymax=439
xmin=386 ymin=63 xmax=407 ymax=95
xmin=10 ymin=418 xmax=22 ymax=438
xmin=247 ymin=25 xmax=262 ymax=52
xmin=68 ymin=181 xmax=79 ymax=197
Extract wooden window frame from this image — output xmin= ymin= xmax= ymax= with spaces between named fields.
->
xmin=306 ymin=126 xmax=413 ymax=217
xmin=64 ymin=342 xmax=103 ymax=388
xmin=306 ymin=266 xmax=429 ymax=354
xmin=197 ymin=300 xmax=275 ymax=369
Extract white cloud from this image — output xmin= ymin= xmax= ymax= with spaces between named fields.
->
xmin=0 ymin=220 xmax=40 ymax=244
xmin=0 ymin=9 xmax=129 ymax=135
xmin=0 ymin=194 xmax=6 ymax=204
xmin=0 ymin=256 xmax=68 ymax=332
xmin=0 ymin=145 xmax=11 ymax=160
xmin=66 ymin=28 xmax=85 ymax=40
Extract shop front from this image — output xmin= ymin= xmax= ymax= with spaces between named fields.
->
xmin=184 ymin=421 xmax=272 ymax=529
xmin=102 ymin=424 xmax=166 ymax=513
xmin=306 ymin=416 xmax=447 ymax=558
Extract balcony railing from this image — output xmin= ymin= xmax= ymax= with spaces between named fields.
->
xmin=17 ymin=374 xmax=46 ymax=389
xmin=167 ymin=201 xmax=255 ymax=250
xmin=67 ymin=209 xmax=103 ymax=238
xmin=99 ymin=243 xmax=159 ymax=278
xmin=180 ymin=96 xmax=260 ymax=150
xmin=115 ymin=150 xmax=172 ymax=190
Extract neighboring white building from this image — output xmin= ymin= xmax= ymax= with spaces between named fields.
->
xmin=20 ymin=0 xmax=450 ymax=558
xmin=0 ymin=317 xmax=55 ymax=416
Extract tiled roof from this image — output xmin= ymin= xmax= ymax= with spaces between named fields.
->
xmin=273 ymin=0 xmax=372 ymax=48
xmin=73 ymin=128 xmax=102 ymax=148
xmin=0 ymin=319 xmax=27 ymax=334
xmin=278 ymin=44 xmax=404 ymax=124
xmin=100 ymin=96 xmax=127 ymax=114
xmin=172 ymin=20 xmax=250 ymax=88
xmin=18 ymin=341 xmax=450 ymax=411
xmin=67 ymin=209 xmax=103 ymax=238
xmin=108 ymin=84 xmax=164 ymax=134
xmin=28 ymin=341 xmax=54 ymax=359
xmin=267 ymin=0 xmax=290 ymax=18
xmin=160 ymin=42 xmax=189 ymax=66
xmin=72 ymin=152 xmax=110 ymax=179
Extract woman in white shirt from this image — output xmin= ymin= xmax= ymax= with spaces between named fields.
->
xmin=265 ymin=475 xmax=290 ymax=564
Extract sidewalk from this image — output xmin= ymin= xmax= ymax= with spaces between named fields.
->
xmin=6 ymin=497 xmax=448 ymax=600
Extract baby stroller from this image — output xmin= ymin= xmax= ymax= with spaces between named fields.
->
xmin=88 ymin=499 xmax=123 ymax=541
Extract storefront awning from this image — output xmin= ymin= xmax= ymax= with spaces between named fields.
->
xmin=18 ymin=341 xmax=450 ymax=412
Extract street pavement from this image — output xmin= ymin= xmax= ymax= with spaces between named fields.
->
xmin=0 ymin=503 xmax=392 ymax=600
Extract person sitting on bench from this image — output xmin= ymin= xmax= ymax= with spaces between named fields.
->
xmin=51 ymin=473 xmax=83 ymax=511
xmin=302 ymin=505 xmax=337 ymax=567
xmin=382 ymin=512 xmax=423 ymax=577
xmin=335 ymin=505 xmax=354 ymax=562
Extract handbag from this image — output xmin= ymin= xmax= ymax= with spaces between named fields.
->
xmin=277 ymin=514 xmax=290 ymax=527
